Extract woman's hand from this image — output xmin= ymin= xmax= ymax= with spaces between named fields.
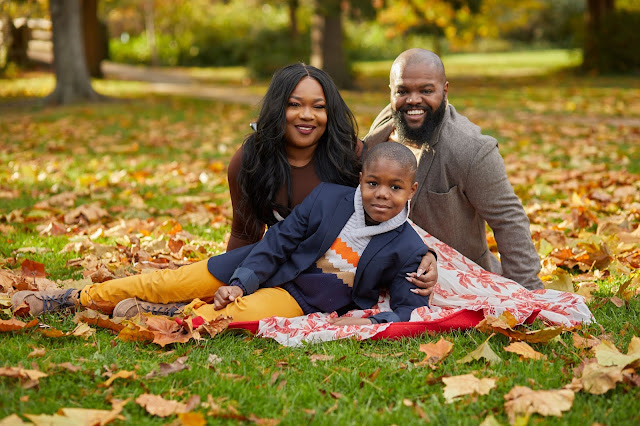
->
xmin=214 ymin=285 xmax=243 ymax=310
xmin=328 ymin=317 xmax=373 ymax=326
xmin=406 ymin=251 xmax=438 ymax=296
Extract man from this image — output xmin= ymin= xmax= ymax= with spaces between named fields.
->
xmin=364 ymin=48 xmax=543 ymax=290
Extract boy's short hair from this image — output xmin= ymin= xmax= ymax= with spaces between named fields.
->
xmin=363 ymin=142 xmax=418 ymax=180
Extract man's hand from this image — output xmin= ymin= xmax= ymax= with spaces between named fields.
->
xmin=328 ymin=317 xmax=373 ymax=326
xmin=406 ymin=251 xmax=437 ymax=296
xmin=214 ymin=285 xmax=243 ymax=310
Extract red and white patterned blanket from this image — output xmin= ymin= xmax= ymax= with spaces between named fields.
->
xmin=253 ymin=222 xmax=594 ymax=346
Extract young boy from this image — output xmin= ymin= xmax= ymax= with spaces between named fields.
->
xmin=13 ymin=142 xmax=435 ymax=324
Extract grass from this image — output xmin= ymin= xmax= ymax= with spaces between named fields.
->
xmin=1 ymin=50 xmax=640 ymax=424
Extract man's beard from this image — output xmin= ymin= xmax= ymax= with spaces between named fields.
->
xmin=391 ymin=95 xmax=446 ymax=147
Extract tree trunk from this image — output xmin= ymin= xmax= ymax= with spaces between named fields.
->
xmin=45 ymin=0 xmax=103 ymax=104
xmin=81 ymin=0 xmax=106 ymax=78
xmin=583 ymin=0 xmax=615 ymax=70
xmin=145 ymin=0 xmax=159 ymax=66
xmin=310 ymin=0 xmax=352 ymax=89
xmin=288 ymin=0 xmax=299 ymax=40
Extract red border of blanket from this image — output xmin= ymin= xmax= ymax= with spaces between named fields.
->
xmin=226 ymin=309 xmax=540 ymax=340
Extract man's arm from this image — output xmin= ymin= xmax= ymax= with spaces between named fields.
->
xmin=464 ymin=142 xmax=543 ymax=290
xmin=370 ymin=245 xmax=430 ymax=323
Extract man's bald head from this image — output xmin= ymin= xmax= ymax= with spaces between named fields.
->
xmin=390 ymin=48 xmax=446 ymax=85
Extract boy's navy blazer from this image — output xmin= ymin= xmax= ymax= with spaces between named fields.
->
xmin=207 ymin=183 xmax=429 ymax=322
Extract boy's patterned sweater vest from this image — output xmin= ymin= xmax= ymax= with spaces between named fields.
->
xmin=282 ymin=186 xmax=408 ymax=316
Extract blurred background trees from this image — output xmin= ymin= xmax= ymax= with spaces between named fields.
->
xmin=1 ymin=0 xmax=638 ymax=98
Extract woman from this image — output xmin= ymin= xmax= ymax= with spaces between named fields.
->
xmin=227 ymin=63 xmax=362 ymax=251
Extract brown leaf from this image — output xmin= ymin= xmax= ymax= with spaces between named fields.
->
xmin=56 ymin=362 xmax=83 ymax=373
xmin=0 ymin=366 xmax=48 ymax=384
xmin=197 ymin=315 xmax=233 ymax=337
xmin=504 ymin=386 xmax=574 ymax=422
xmin=504 ymin=342 xmax=546 ymax=360
xmin=476 ymin=316 xmax=564 ymax=343
xmin=0 ymin=269 xmax=19 ymax=293
xmin=572 ymin=333 xmax=601 ymax=349
xmin=64 ymin=203 xmax=109 ymax=225
xmin=248 ymin=413 xmax=281 ymax=426
xmin=442 ymin=373 xmax=497 ymax=403
xmin=579 ymin=359 xmax=623 ymax=395
xmin=135 ymin=393 xmax=194 ymax=417
xmin=20 ymin=259 xmax=46 ymax=278
xmin=146 ymin=356 xmax=190 ymax=378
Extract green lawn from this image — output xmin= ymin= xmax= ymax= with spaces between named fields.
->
xmin=1 ymin=51 xmax=639 ymax=424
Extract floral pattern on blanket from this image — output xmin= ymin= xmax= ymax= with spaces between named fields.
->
xmin=257 ymin=222 xmax=594 ymax=347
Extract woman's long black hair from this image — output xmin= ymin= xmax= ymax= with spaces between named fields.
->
xmin=238 ymin=63 xmax=360 ymax=228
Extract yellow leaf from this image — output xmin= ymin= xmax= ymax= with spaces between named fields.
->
xmin=593 ymin=337 xmax=640 ymax=368
xmin=504 ymin=386 xmax=574 ymax=423
xmin=442 ymin=373 xmax=496 ymax=403
xmin=544 ymin=268 xmax=574 ymax=293
xmin=0 ymin=414 xmax=28 ymax=425
xmin=504 ymin=342 xmax=546 ymax=360
xmin=70 ymin=323 xmax=95 ymax=339
xmin=103 ymin=370 xmax=137 ymax=387
xmin=457 ymin=334 xmax=502 ymax=365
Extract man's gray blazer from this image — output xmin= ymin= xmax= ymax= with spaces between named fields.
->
xmin=364 ymin=104 xmax=543 ymax=290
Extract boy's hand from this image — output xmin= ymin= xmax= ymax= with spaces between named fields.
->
xmin=214 ymin=285 xmax=243 ymax=310
xmin=328 ymin=317 xmax=373 ymax=326
xmin=406 ymin=251 xmax=437 ymax=296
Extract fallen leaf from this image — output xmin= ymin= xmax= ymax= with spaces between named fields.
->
xmin=572 ymin=333 xmax=601 ymax=349
xmin=0 ymin=366 xmax=48 ymax=383
xmin=135 ymin=393 xmax=199 ymax=417
xmin=20 ymin=259 xmax=46 ymax=278
xmin=0 ymin=414 xmax=27 ymax=425
xmin=103 ymin=370 xmax=137 ymax=387
xmin=27 ymin=347 xmax=46 ymax=358
xmin=442 ymin=373 xmax=496 ymax=403
xmin=593 ymin=337 xmax=640 ymax=368
xmin=208 ymin=353 xmax=223 ymax=366
xmin=504 ymin=386 xmax=574 ymax=423
xmin=309 ymin=354 xmax=334 ymax=363
xmin=248 ymin=413 xmax=281 ymax=425
xmin=416 ymin=337 xmax=454 ymax=367
xmin=146 ymin=356 xmax=190 ymax=378
xmin=75 ymin=309 xmax=125 ymax=332
xmin=504 ymin=342 xmax=546 ymax=360
xmin=70 ymin=322 xmax=96 ymax=339
xmin=580 ymin=360 xmax=623 ymax=395
xmin=457 ymin=334 xmax=502 ymax=365
xmin=0 ymin=318 xmax=39 ymax=332
xmin=477 ymin=316 xmax=564 ymax=343
xmin=178 ymin=411 xmax=207 ymax=426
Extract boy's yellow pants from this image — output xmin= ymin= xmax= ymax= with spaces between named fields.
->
xmin=79 ymin=259 xmax=303 ymax=322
